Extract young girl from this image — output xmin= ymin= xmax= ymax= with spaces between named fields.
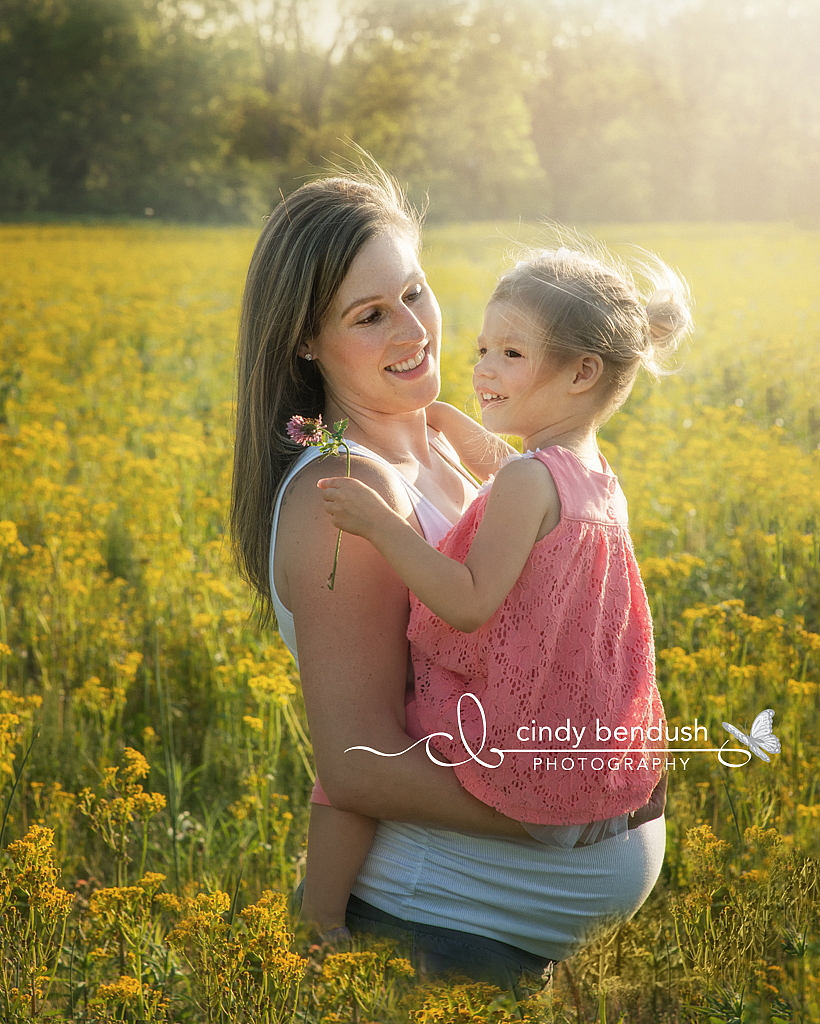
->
xmin=305 ymin=242 xmax=692 ymax=941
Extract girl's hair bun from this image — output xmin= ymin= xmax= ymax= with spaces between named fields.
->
xmin=640 ymin=261 xmax=694 ymax=376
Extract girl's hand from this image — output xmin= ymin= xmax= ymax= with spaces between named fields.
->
xmin=317 ymin=476 xmax=393 ymax=538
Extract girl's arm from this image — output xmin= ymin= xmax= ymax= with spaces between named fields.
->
xmin=278 ymin=453 xmax=527 ymax=833
xmin=426 ymin=400 xmax=515 ymax=481
xmin=318 ymin=457 xmax=559 ymax=633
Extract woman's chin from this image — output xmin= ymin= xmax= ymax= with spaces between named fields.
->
xmin=384 ymin=357 xmax=440 ymax=408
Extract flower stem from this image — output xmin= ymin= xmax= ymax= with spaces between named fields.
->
xmin=327 ymin=530 xmax=343 ymax=590
xmin=327 ymin=442 xmax=351 ymax=590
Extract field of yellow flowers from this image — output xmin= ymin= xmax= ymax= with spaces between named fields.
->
xmin=1 ymin=221 xmax=819 ymax=1022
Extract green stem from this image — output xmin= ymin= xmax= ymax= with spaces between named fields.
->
xmin=40 ymin=915 xmax=69 ymax=1013
xmin=326 ymin=442 xmax=351 ymax=591
xmin=0 ymin=727 xmax=39 ymax=850
xmin=135 ymin=945 xmax=145 ymax=1019
xmin=327 ymin=530 xmax=343 ymax=591
xmin=281 ymin=701 xmax=315 ymax=781
xmin=139 ymin=819 xmax=149 ymax=879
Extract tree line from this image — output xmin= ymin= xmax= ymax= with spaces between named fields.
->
xmin=1 ymin=0 xmax=818 ymax=223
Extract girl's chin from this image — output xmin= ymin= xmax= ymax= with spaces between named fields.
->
xmin=478 ymin=408 xmax=509 ymax=431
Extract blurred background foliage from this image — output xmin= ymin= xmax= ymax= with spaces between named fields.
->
xmin=1 ymin=0 xmax=819 ymax=224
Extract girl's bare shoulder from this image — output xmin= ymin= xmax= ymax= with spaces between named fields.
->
xmin=493 ymin=453 xmax=558 ymax=492
xmin=490 ymin=455 xmax=561 ymax=536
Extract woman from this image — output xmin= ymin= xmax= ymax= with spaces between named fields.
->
xmin=230 ymin=167 xmax=666 ymax=991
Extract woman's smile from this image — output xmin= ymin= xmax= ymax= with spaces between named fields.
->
xmin=385 ymin=344 xmax=430 ymax=374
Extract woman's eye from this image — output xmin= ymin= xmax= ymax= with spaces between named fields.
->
xmin=358 ymin=309 xmax=381 ymax=325
xmin=405 ymin=285 xmax=422 ymax=303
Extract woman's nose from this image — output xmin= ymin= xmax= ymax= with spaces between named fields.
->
xmin=397 ymin=305 xmax=427 ymax=342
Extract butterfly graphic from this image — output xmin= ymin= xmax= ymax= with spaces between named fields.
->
xmin=722 ymin=709 xmax=781 ymax=762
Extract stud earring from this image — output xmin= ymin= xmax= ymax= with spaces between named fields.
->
xmin=303 ymin=353 xmax=313 ymax=361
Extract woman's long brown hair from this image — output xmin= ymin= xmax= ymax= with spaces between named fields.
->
xmin=230 ymin=168 xmax=421 ymax=624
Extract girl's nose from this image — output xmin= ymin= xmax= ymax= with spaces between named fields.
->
xmin=473 ymin=358 xmax=492 ymax=382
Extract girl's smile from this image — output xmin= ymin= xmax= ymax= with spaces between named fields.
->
xmin=476 ymin=387 xmax=507 ymax=407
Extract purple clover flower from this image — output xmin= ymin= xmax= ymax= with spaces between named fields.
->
xmin=286 ymin=415 xmax=325 ymax=447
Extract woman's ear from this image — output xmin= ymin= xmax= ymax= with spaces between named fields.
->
xmin=569 ymin=354 xmax=604 ymax=392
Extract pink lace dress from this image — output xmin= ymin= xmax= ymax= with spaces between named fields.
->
xmin=408 ymin=445 xmax=666 ymax=827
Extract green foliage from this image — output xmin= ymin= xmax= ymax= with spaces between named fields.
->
xmin=2 ymin=1 xmax=820 ymax=222
xmin=0 ymin=0 xmax=261 ymax=220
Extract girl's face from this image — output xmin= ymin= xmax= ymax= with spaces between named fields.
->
xmin=308 ymin=229 xmax=441 ymax=418
xmin=473 ymin=301 xmax=575 ymax=446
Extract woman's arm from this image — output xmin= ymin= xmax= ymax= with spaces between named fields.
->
xmin=426 ymin=401 xmax=515 ymax=481
xmin=278 ymin=453 xmax=527 ymax=834
xmin=318 ymin=457 xmax=559 ymax=632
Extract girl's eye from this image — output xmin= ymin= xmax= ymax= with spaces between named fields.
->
xmin=474 ymin=347 xmax=486 ymax=362
xmin=505 ymin=349 xmax=522 ymax=358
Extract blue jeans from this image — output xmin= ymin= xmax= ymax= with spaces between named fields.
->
xmin=345 ymin=893 xmax=554 ymax=996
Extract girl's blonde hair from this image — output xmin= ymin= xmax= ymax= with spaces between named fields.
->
xmin=491 ymin=240 xmax=693 ymax=418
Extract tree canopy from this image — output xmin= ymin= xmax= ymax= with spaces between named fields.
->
xmin=1 ymin=0 xmax=818 ymax=222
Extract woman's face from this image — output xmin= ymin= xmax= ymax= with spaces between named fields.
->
xmin=307 ymin=229 xmax=442 ymax=417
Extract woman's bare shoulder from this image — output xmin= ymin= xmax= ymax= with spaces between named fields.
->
xmin=279 ymin=451 xmax=415 ymax=522
xmin=275 ymin=450 xmax=417 ymax=640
